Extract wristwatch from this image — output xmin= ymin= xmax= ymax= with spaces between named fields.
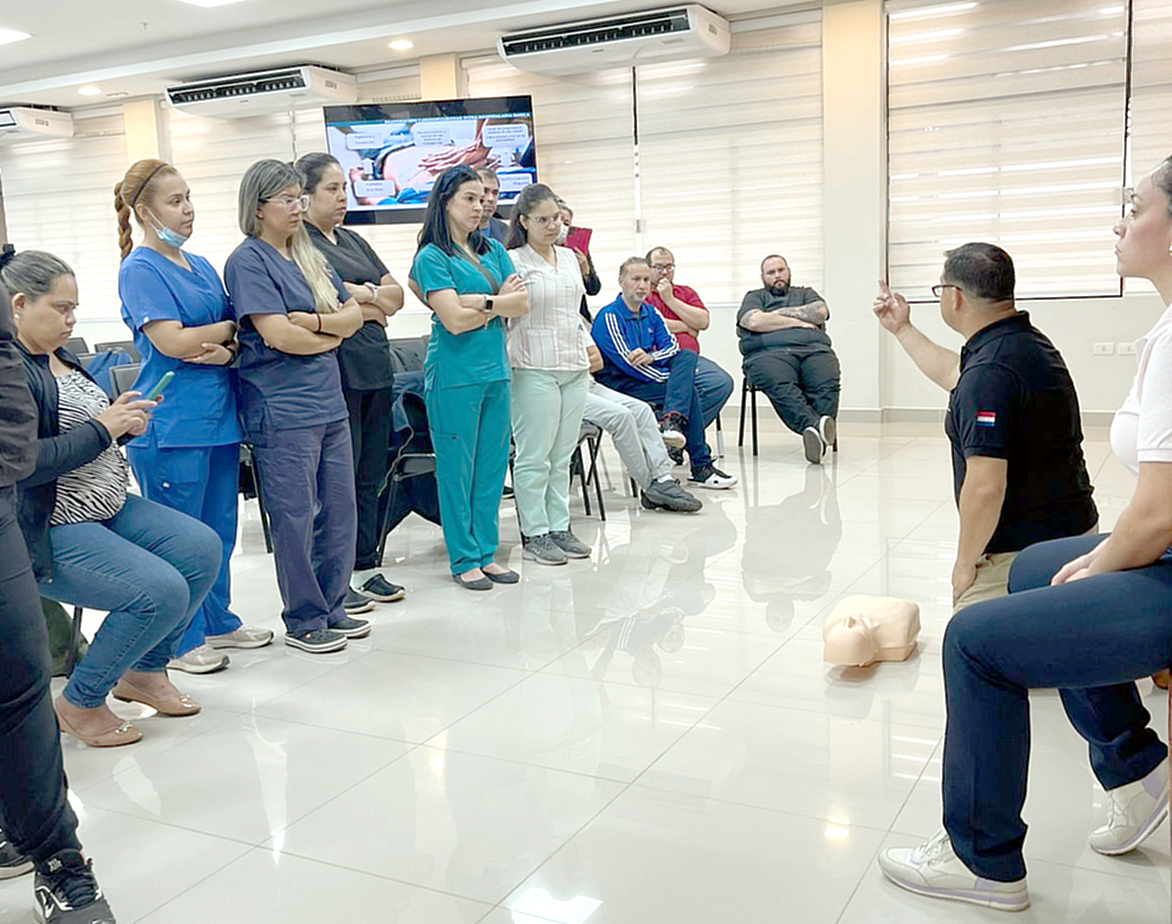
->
xmin=364 ymin=281 xmax=379 ymax=298
xmin=483 ymin=296 xmax=494 ymax=312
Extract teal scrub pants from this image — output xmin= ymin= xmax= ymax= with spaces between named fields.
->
xmin=425 ymin=378 xmax=511 ymax=576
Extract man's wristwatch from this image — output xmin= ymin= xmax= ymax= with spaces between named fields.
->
xmin=483 ymin=296 xmax=494 ymax=313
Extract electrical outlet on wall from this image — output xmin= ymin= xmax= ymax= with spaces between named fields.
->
xmin=1093 ymin=342 xmax=1115 ymax=356
xmin=1117 ymin=342 xmax=1137 ymax=356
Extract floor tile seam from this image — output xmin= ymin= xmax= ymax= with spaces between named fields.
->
xmin=367 ymin=643 xmax=549 ymax=674
xmin=476 ymin=904 xmax=561 ymax=924
xmin=407 ymin=667 xmax=557 ymax=749
xmin=421 ymin=741 xmax=637 ymax=785
xmin=125 ymin=840 xmax=254 ymax=924
xmin=80 ymin=801 xmax=264 ymax=849
xmin=609 ymin=694 xmax=729 ymax=790
xmin=831 ymin=841 xmax=887 ymax=924
xmin=714 ymin=690 xmax=947 ymax=733
xmin=881 ymin=735 xmax=944 ymax=850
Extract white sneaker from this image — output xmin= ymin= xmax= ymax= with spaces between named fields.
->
xmin=878 ymin=830 xmax=1029 ymax=912
xmin=819 ymin=415 xmax=836 ymax=449
xmin=1089 ymin=757 xmax=1169 ymax=855
xmin=205 ymin=626 xmax=275 ymax=649
xmin=167 ymin=644 xmax=230 ymax=674
xmin=802 ymin=426 xmax=826 ymax=464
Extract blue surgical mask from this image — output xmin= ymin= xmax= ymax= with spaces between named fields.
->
xmin=149 ymin=211 xmax=189 ymax=249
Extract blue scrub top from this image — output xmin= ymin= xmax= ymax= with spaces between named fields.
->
xmin=409 ymin=239 xmax=515 ymax=389
xmin=119 ymin=247 xmax=243 ymax=449
xmin=224 ymin=237 xmax=350 ymax=436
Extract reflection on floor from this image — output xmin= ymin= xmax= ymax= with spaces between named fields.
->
xmin=4 ymin=422 xmax=1166 ymax=923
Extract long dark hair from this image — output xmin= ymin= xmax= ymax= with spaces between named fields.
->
xmin=505 ymin=183 xmax=558 ymax=250
xmin=417 ymin=166 xmax=489 ymax=257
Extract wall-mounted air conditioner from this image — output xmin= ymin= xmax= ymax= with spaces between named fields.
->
xmin=0 ymin=107 xmax=74 ymax=143
xmin=165 ymin=65 xmax=358 ymax=118
xmin=498 ymin=5 xmax=730 ymax=77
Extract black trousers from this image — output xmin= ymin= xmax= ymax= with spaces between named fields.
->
xmin=743 ymin=347 xmax=841 ymax=435
xmin=0 ymin=486 xmax=81 ymax=862
xmin=345 ymin=386 xmax=394 ymax=571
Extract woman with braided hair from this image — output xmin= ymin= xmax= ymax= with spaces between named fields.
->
xmin=114 ymin=159 xmax=272 ymax=674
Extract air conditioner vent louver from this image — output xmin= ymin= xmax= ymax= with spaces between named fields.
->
xmin=165 ymin=66 xmax=357 ymax=118
xmin=500 ymin=10 xmax=692 ymax=55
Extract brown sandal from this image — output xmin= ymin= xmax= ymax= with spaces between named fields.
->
xmin=54 ymin=698 xmax=143 ymax=748
xmin=111 ymin=677 xmax=201 ymax=717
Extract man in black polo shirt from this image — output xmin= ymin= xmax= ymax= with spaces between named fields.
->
xmin=873 ymin=242 xmax=1097 ymax=610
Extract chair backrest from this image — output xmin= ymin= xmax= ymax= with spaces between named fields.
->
xmin=387 ymin=335 xmax=428 ymax=375
xmin=109 ymin=363 xmax=141 ymax=398
xmin=95 ymin=340 xmax=140 ymax=361
xmin=399 ymin=390 xmax=433 ymax=456
xmin=65 ymin=337 xmax=89 ymax=354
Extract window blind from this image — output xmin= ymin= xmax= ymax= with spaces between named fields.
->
xmin=636 ymin=12 xmax=824 ymax=305
xmin=887 ymin=0 xmax=1128 ymax=299
xmin=0 ymin=111 xmax=127 ymax=320
xmin=1130 ymin=0 xmax=1172 ymax=182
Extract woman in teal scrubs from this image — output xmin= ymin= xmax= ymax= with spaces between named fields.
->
xmin=115 ymin=158 xmax=273 ymax=673
xmin=409 ymin=166 xmax=529 ymax=590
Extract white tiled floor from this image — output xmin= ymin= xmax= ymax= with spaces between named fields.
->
xmin=2 ymin=421 xmax=1167 ymax=923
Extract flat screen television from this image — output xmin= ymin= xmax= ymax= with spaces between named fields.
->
xmin=323 ymin=96 xmax=537 ymax=225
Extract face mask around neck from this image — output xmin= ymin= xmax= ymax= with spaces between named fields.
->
xmin=148 ymin=211 xmax=189 ymax=249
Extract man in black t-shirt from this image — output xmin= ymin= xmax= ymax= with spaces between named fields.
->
xmin=737 ymin=255 xmax=841 ymax=464
xmin=874 ymin=242 xmax=1097 ymax=611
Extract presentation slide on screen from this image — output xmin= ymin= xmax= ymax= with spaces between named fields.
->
xmin=326 ymin=112 xmax=537 ymax=212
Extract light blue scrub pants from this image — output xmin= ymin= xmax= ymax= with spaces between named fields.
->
xmin=510 ymin=368 xmax=589 ymax=538
xmin=425 ymin=378 xmax=511 ymax=576
xmin=127 ymin=442 xmax=242 ymax=656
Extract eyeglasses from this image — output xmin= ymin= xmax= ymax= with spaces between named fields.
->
xmin=651 ymin=263 xmax=675 ymax=272
xmin=931 ymin=283 xmax=959 ymax=298
xmin=526 ymin=215 xmax=563 ymax=227
xmin=264 ymin=194 xmax=310 ymax=212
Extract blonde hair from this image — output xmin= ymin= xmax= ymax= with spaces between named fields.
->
xmin=238 ymin=159 xmax=338 ymax=314
xmin=114 ymin=159 xmax=179 ymax=261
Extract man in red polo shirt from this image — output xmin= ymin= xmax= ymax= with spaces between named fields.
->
xmin=645 ymin=246 xmax=733 ymax=462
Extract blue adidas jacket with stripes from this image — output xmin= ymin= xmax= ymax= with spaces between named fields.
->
xmin=590 ymin=293 xmax=680 ymax=383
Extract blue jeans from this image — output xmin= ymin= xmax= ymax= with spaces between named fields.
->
xmin=42 ymin=494 xmax=222 ymax=709
xmin=694 ymin=354 xmax=733 ymax=430
xmin=942 ymin=533 xmax=1172 ymax=882
xmin=594 ymin=349 xmax=712 ymax=471
xmin=127 ymin=442 xmax=242 ymax=656
xmin=250 ymin=421 xmax=357 ymax=634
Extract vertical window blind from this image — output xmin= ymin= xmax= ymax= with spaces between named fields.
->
xmin=887 ymin=0 xmax=1129 ymax=299
xmin=0 ymin=112 xmax=127 ymax=320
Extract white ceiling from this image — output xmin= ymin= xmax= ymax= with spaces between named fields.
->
xmin=0 ymin=0 xmax=813 ymax=107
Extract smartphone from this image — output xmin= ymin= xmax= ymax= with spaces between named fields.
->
xmin=144 ymin=371 xmax=175 ymax=401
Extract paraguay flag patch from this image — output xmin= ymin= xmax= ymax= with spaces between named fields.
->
xmin=976 ymin=410 xmax=997 ymax=428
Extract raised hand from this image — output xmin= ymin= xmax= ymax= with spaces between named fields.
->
xmin=873 ymin=279 xmax=911 ymax=334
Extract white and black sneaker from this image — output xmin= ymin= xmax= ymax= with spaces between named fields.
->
xmin=658 ymin=412 xmax=687 ymax=449
xmin=0 ymin=830 xmax=32 ymax=880
xmin=34 ymin=850 xmax=116 ymax=923
xmin=688 ymin=463 xmax=738 ymax=490
xmin=329 ymin=615 xmax=372 ymax=639
xmin=284 ymin=628 xmax=348 ymax=654
xmin=356 ymin=573 xmax=405 ymax=603
xmin=802 ymin=426 xmax=826 ymax=465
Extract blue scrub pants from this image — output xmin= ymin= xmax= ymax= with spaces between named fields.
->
xmin=127 ymin=442 xmax=242 ymax=656
xmin=942 ymin=533 xmax=1172 ymax=882
xmin=595 ymin=349 xmax=713 ymax=472
xmin=250 ymin=421 xmax=357 ymax=634
xmin=425 ymin=378 xmax=511 ymax=576
xmin=694 ymin=354 xmax=733 ymax=430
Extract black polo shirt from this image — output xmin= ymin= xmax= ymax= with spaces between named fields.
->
xmin=945 ymin=311 xmax=1097 ymax=554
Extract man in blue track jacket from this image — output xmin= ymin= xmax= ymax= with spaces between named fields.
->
xmin=592 ymin=257 xmax=736 ymax=490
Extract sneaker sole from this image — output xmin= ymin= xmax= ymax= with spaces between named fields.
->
xmin=803 ymin=428 xmax=825 ymax=465
xmin=661 ymin=430 xmax=686 ymax=449
xmin=205 ymin=636 xmax=273 ymax=650
xmin=1089 ymin=799 xmax=1169 ymax=856
xmin=362 ymin=589 xmax=406 ymax=603
xmin=553 ymin=547 xmax=591 ymax=559
xmin=331 ymin=624 xmax=372 ymax=639
xmin=880 ymin=868 xmax=1030 ymax=912
xmin=343 ymin=601 xmax=376 ymax=615
xmin=821 ymin=416 xmax=837 ymax=448
xmin=523 ymin=553 xmax=568 ymax=566
xmin=688 ymin=479 xmax=736 ymax=490
xmin=0 ymin=861 xmax=32 ymax=880
xmin=283 ymin=636 xmax=348 ymax=653
xmin=166 ymin=654 xmax=231 ymax=674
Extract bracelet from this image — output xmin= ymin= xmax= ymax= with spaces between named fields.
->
xmin=316 ymin=314 xmax=323 ymax=333
xmin=365 ymin=281 xmax=379 ymax=300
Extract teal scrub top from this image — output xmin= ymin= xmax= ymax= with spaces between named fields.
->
xmin=118 ymin=247 xmax=243 ymax=449
xmin=410 ymin=240 xmax=516 ymax=388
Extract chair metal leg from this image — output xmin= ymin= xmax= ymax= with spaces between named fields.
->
xmin=737 ymin=378 xmax=748 ymax=448
xmin=64 ymin=606 xmax=84 ymax=677
xmin=585 ymin=435 xmax=606 ymax=521
xmin=751 ymin=385 xmax=759 ymax=457
xmin=714 ymin=414 xmax=725 ymax=459
xmin=573 ymin=446 xmax=592 ymax=518
xmin=376 ymin=474 xmax=401 ymax=565
xmin=248 ymin=455 xmax=274 ymax=554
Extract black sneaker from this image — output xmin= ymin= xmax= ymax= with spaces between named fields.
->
xmin=284 ymin=628 xmax=348 ymax=653
xmin=343 ymin=588 xmax=375 ymax=614
xmin=0 ymin=830 xmax=32 ymax=880
xmin=688 ymin=463 xmax=738 ymax=490
xmin=658 ymin=412 xmax=687 ymax=449
xmin=329 ymin=615 xmax=372 ymax=639
xmin=357 ymin=573 xmax=405 ymax=603
xmin=642 ymin=478 xmax=703 ymax=513
xmin=667 ymin=445 xmax=685 ymax=466
xmin=34 ymin=850 xmax=116 ymax=923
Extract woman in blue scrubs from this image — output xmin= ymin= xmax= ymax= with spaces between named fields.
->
xmin=409 ymin=166 xmax=529 ymax=589
xmin=225 ymin=159 xmax=368 ymax=654
xmin=115 ymin=159 xmax=273 ymax=673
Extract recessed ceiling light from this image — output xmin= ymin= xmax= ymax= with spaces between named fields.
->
xmin=0 ymin=28 xmax=31 ymax=46
xmin=177 ymin=0 xmax=247 ymax=7
xmin=387 ymin=39 xmax=414 ymax=51
xmin=78 ymin=85 xmax=102 ymax=96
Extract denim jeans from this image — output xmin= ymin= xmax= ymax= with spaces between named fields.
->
xmin=42 ymin=494 xmax=221 ymax=709
xmin=743 ymin=347 xmax=841 ymax=435
xmin=694 ymin=355 xmax=733 ymax=430
xmin=0 ymin=487 xmax=81 ymax=862
xmin=942 ymin=533 xmax=1172 ymax=882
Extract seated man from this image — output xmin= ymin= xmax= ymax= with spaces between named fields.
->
xmin=873 ymin=242 xmax=1098 ymax=611
xmin=474 ymin=168 xmax=508 ymax=243
xmin=592 ymin=257 xmax=736 ymax=490
xmin=580 ymin=322 xmax=702 ymax=512
xmin=737 ymin=255 xmax=840 ymax=464
xmin=645 ymin=246 xmax=734 ymax=447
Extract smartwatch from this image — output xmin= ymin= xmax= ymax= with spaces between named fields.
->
xmin=483 ymin=296 xmax=494 ymax=312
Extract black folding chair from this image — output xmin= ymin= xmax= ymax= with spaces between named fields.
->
xmin=570 ymin=420 xmax=606 ymax=521
xmin=95 ymin=340 xmax=140 ymax=361
xmin=109 ymin=363 xmax=141 ymax=398
xmin=376 ymin=391 xmax=437 ymax=564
